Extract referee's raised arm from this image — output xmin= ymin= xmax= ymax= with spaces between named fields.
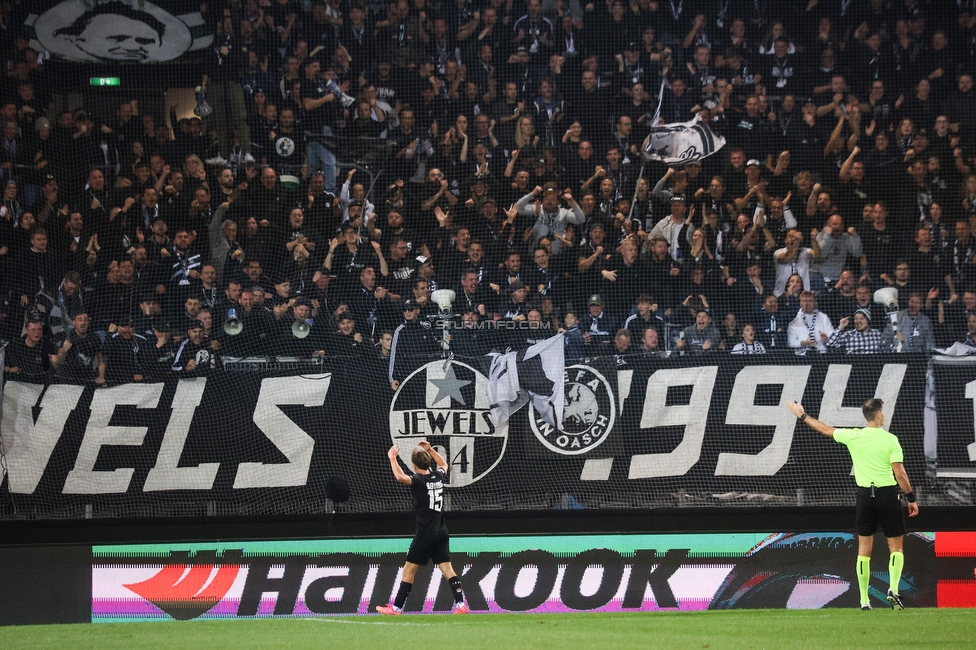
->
xmin=786 ymin=401 xmax=835 ymax=438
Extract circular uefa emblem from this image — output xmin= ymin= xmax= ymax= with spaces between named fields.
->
xmin=530 ymin=364 xmax=615 ymax=455
xmin=389 ymin=360 xmax=508 ymax=486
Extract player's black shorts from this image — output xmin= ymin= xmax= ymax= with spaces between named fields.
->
xmin=405 ymin=525 xmax=451 ymax=565
xmin=855 ymin=486 xmax=906 ymax=537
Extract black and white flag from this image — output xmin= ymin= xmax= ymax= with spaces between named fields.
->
xmin=488 ymin=334 xmax=564 ymax=430
xmin=643 ymin=115 xmax=726 ymax=164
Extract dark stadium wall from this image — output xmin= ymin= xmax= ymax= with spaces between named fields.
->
xmin=0 ymin=545 xmax=91 ymax=626
xmin=3 ymin=505 xmax=976 ymax=546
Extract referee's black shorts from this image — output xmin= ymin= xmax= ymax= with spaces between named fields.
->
xmin=855 ymin=486 xmax=907 ymax=537
xmin=405 ymin=525 xmax=451 ymax=566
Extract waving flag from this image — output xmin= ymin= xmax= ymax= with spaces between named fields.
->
xmin=643 ymin=115 xmax=726 ymax=164
xmin=488 ymin=334 xmax=565 ymax=430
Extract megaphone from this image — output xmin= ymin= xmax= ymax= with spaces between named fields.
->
xmin=873 ymin=287 xmax=899 ymax=310
xmin=292 ymin=319 xmax=311 ymax=339
xmin=326 ymin=79 xmax=356 ymax=108
xmin=874 ymin=286 xmax=901 ymax=351
xmin=430 ymin=289 xmax=456 ymax=314
xmin=223 ymin=308 xmax=243 ymax=336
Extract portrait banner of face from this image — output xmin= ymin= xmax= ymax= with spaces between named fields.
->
xmin=30 ymin=0 xmax=211 ymax=63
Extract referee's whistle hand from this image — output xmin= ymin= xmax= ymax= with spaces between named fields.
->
xmin=908 ymin=502 xmax=919 ymax=517
xmin=786 ymin=402 xmax=805 ymax=418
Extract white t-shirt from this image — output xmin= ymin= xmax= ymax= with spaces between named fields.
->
xmin=773 ymin=247 xmax=812 ymax=296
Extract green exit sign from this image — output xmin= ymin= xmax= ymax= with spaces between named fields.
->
xmin=90 ymin=77 xmax=121 ymax=87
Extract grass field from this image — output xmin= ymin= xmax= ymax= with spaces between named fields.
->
xmin=1 ymin=609 xmax=973 ymax=649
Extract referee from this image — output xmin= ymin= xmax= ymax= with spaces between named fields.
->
xmin=787 ymin=398 xmax=919 ymax=610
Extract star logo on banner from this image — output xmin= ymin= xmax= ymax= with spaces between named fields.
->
xmin=429 ymin=363 xmax=471 ymax=405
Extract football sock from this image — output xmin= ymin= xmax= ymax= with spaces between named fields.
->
xmin=856 ymin=555 xmax=871 ymax=605
xmin=889 ymin=552 xmax=904 ymax=595
xmin=393 ymin=580 xmax=413 ymax=609
xmin=448 ymin=576 xmax=464 ymax=605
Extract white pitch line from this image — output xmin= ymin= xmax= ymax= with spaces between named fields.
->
xmin=303 ymin=617 xmax=441 ymax=626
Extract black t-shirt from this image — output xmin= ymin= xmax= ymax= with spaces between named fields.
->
xmin=371 ymin=74 xmax=402 ymax=109
xmin=269 ymin=128 xmax=306 ymax=171
xmin=59 ymin=331 xmax=102 ymax=381
xmin=102 ymin=333 xmax=149 ymax=382
xmin=409 ymin=466 xmax=447 ymax=533
xmin=299 ymin=76 xmax=336 ymax=132
xmin=6 ymin=337 xmax=55 ymax=383
xmin=861 ymin=225 xmax=896 ymax=278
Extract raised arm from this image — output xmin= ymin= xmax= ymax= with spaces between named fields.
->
xmin=419 ymin=440 xmax=448 ymax=471
xmin=650 ymin=168 xmax=674 ymax=201
xmin=824 ymin=116 xmax=846 ymax=158
xmin=372 ymin=240 xmax=389 ymax=277
xmin=846 ymin=110 xmax=861 ymax=152
xmin=786 ymin=401 xmax=835 ymax=438
xmin=387 ymin=446 xmax=413 ymax=485
xmin=839 ymin=145 xmax=860 ymax=181
xmin=806 ymin=183 xmax=821 ymax=217
xmin=516 ymin=188 xmax=540 ymax=214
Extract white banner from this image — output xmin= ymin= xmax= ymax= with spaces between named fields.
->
xmin=643 ymin=116 xmax=726 ymax=164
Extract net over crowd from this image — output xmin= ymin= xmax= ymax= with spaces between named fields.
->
xmin=3 ymin=0 xmax=976 ymax=386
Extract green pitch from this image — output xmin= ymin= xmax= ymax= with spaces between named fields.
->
xmin=1 ymin=609 xmax=973 ymax=649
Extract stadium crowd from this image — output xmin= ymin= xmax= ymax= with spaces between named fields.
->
xmin=3 ymin=0 xmax=976 ymax=388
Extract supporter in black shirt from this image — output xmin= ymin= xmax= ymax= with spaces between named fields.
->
xmin=822 ymin=270 xmax=860 ymax=325
xmin=389 ymin=300 xmax=441 ymax=389
xmin=729 ymin=95 xmax=771 ymax=162
xmin=624 ymin=294 xmax=665 ymax=339
xmin=218 ymin=287 xmax=273 ymax=357
xmin=600 ymin=238 xmax=643 ymax=316
xmin=887 ymin=261 xmax=923 ymax=307
xmin=102 ymin=318 xmax=149 ymax=383
xmin=4 ymin=319 xmax=55 ymax=384
xmin=579 ymin=293 xmax=619 ymax=349
xmin=755 ymin=294 xmax=788 ymax=350
xmin=454 ymin=269 xmax=488 ymax=316
xmin=859 ymin=201 xmax=903 ymax=286
xmin=13 ymin=226 xmax=62 ymax=307
xmin=907 ymin=225 xmax=950 ymax=296
xmin=451 ymin=308 xmax=492 ymax=356
xmin=52 ymin=311 xmax=105 ymax=384
xmin=384 ymin=236 xmax=420 ymax=298
xmin=329 ymin=312 xmax=370 ymax=356
xmin=300 ymin=59 xmax=342 ymax=192
xmin=171 ymin=319 xmax=220 ymax=375
xmin=325 ymin=224 xmax=380 ymax=295
xmin=494 ymin=280 xmax=529 ymax=323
